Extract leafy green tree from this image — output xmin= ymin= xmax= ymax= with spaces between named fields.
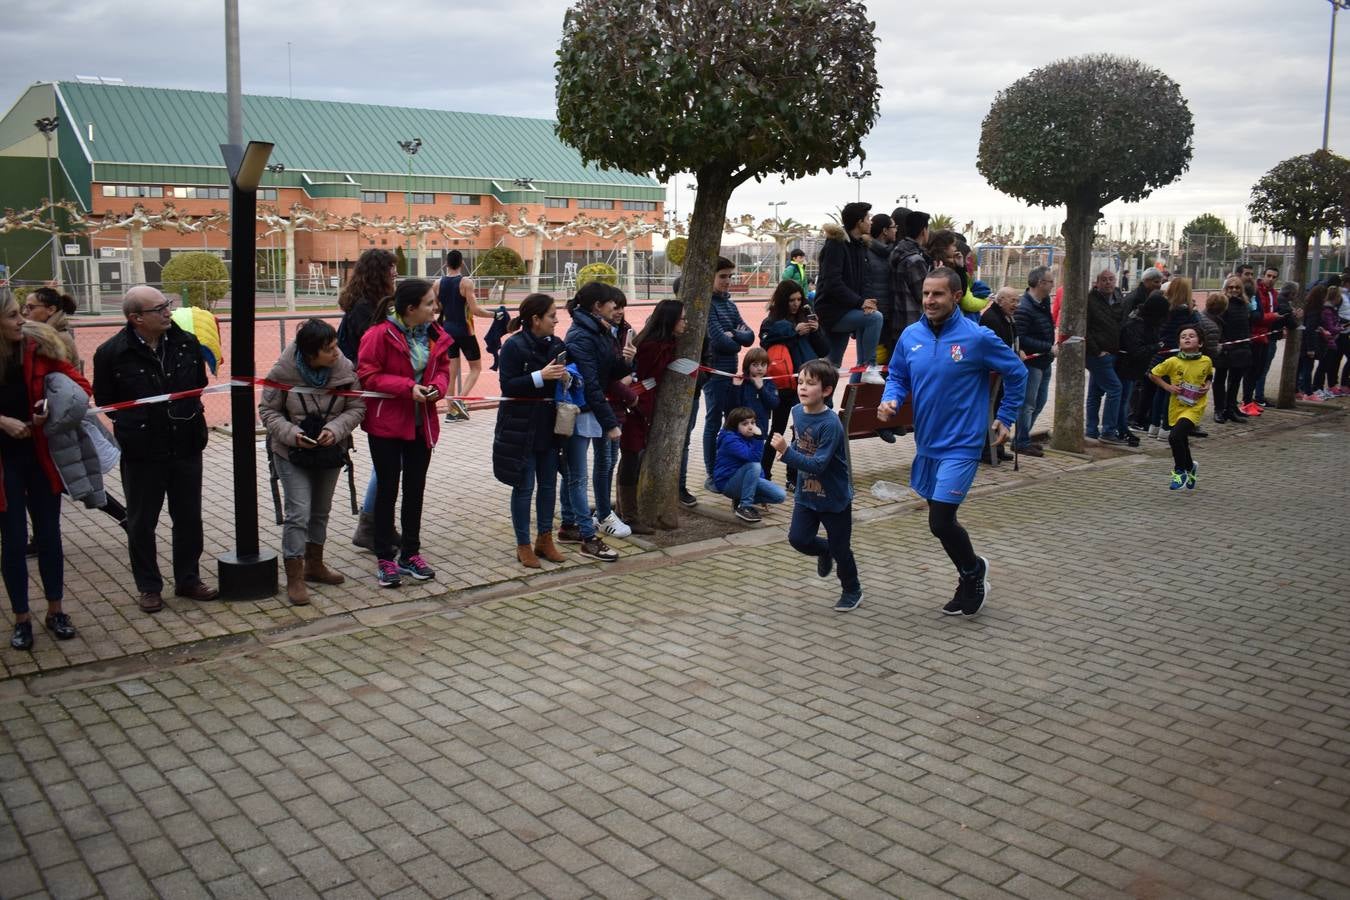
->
xmin=577 ymin=262 xmax=617 ymax=288
xmin=556 ymin=0 xmax=880 ymax=526
xmin=978 ymin=54 xmax=1192 ymax=453
xmin=664 ymin=236 xmax=688 ymax=269
xmin=1248 ymin=149 xmax=1350 ymax=407
xmin=394 ymin=245 xmax=408 ymax=277
xmin=476 ymin=247 xmax=526 ymax=277
xmin=161 ymin=252 xmax=230 ymax=310
xmin=929 ymin=213 xmax=957 ymax=232
xmin=1181 ymin=213 xmax=1240 ymax=266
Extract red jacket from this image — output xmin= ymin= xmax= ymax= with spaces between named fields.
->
xmin=1252 ymin=284 xmax=1284 ymax=345
xmin=621 ymin=338 xmax=677 ymax=453
xmin=0 ymin=341 xmax=92 ymax=512
xmin=356 ymin=319 xmax=453 ymax=445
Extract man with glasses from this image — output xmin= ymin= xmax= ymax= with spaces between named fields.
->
xmin=1013 ymin=266 xmax=1058 ymax=456
xmin=93 ymin=285 xmax=217 ymax=612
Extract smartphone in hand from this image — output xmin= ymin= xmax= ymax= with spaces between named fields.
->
xmin=297 ymin=433 xmax=318 ymax=447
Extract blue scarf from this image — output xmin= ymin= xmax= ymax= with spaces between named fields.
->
xmin=390 ymin=313 xmax=430 ymax=381
xmin=294 ymin=347 xmax=331 ymax=388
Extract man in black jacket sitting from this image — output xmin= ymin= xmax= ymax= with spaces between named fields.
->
xmin=93 ymin=286 xmax=218 ymax=613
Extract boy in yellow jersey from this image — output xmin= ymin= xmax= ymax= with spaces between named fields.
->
xmin=1148 ymin=325 xmax=1213 ymax=491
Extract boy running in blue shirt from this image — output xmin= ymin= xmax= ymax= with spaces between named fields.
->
xmin=770 ymin=359 xmax=861 ymax=611
xmin=878 ymin=268 xmax=1027 ymax=617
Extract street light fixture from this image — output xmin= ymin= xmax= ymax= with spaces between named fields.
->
xmin=34 ymin=116 xmax=61 ymax=283
xmin=895 ymin=193 xmax=919 ymax=208
xmin=1313 ymin=0 xmax=1349 ymax=278
xmin=846 ymin=169 xmax=871 ymax=203
xmin=398 ymin=138 xmax=423 ymax=272
xmin=769 ymin=201 xmax=786 ymax=223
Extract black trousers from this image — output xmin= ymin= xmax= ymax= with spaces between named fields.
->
xmin=368 ymin=434 xmax=432 ymax=561
xmin=1211 ymin=364 xmax=1229 ymax=417
xmin=1223 ymin=365 xmax=1244 ymax=414
xmin=122 ymin=454 xmax=204 ymax=594
xmin=761 ymin=402 xmax=797 ymax=484
xmin=1169 ymin=418 xmax=1195 ymax=471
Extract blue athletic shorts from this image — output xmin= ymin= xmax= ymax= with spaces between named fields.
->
xmin=909 ymin=456 xmax=979 ymax=504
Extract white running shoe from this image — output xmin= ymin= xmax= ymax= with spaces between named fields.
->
xmin=861 ymin=365 xmax=886 ymax=385
xmin=599 ymin=512 xmax=632 ymax=538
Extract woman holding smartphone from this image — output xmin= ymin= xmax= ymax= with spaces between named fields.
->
xmin=759 ymin=280 xmax=830 ymax=485
xmin=0 ymin=293 xmax=91 ymax=651
xmin=356 ymin=279 xmax=453 ymax=588
xmin=260 ymin=319 xmax=367 ymax=605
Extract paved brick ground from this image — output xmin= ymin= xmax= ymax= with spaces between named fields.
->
xmin=0 ymin=408 xmax=1347 ymax=898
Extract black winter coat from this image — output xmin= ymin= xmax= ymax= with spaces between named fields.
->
xmin=1122 ymin=283 xmax=1153 ymax=319
xmin=92 ymin=322 xmax=209 ymax=462
xmin=337 ymin=300 xmax=378 ymax=365
xmin=979 ymin=304 xmax=1016 ymax=349
xmin=1014 ymin=292 xmax=1056 ymax=370
xmin=865 ymin=239 xmax=895 ymax=314
xmin=492 ymin=330 xmax=563 ymax=487
xmin=814 ymin=223 xmax=871 ymax=329
xmin=1218 ymin=299 xmax=1253 ymax=369
xmin=1085 ymin=289 xmax=1122 ymax=357
xmin=1159 ymin=307 xmax=1200 ymax=355
xmin=1116 ymin=313 xmax=1160 ymax=380
xmin=565 ymin=309 xmax=630 ymax=432
xmin=887 ymin=237 xmax=930 ymax=342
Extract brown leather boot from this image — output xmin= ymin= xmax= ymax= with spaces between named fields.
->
xmin=534 ymin=531 xmax=566 ymax=563
xmin=283 ymin=557 xmax=310 ymax=606
xmin=617 ymin=484 xmax=655 ymax=535
xmin=516 ymin=544 xmax=541 ymax=569
xmin=303 ymin=543 xmax=345 ymax=585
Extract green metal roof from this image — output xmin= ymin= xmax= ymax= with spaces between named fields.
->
xmin=54 ymin=82 xmax=659 ymax=189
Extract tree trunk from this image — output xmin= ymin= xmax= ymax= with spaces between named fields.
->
xmin=1051 ymin=205 xmax=1096 ymax=453
xmin=1276 ymin=233 xmax=1311 ymax=409
xmin=530 ymin=232 xmax=543 ymax=294
xmin=636 ymin=167 xmax=733 ymax=528
xmin=284 ymin=225 xmax=297 ymax=311
xmin=416 ymin=231 xmax=428 ymax=278
xmin=626 ymin=238 xmax=638 ymax=300
xmin=129 ymin=228 xmax=146 ymax=285
xmin=775 ymin=237 xmax=788 ymax=282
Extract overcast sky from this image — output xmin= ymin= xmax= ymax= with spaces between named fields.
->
xmin=5 ymin=0 xmax=1347 ymax=240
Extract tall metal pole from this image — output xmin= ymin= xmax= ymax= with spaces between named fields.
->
xmin=225 ymin=0 xmax=242 ymax=145
xmin=406 ymin=155 xmax=413 ymax=266
xmin=35 ymin=118 xmax=61 ymax=283
xmin=1312 ymin=0 xmax=1344 ymax=280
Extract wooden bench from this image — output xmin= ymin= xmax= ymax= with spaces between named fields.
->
xmin=838 ymin=382 xmax=911 ymax=440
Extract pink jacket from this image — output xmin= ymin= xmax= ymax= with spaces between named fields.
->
xmin=356 ymin=319 xmax=453 ymax=445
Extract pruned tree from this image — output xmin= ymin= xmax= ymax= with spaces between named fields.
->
xmin=576 ymin=214 xmax=673 ymax=298
xmin=1248 ymin=149 xmax=1350 ymax=408
xmin=497 ymin=208 xmax=564 ymax=293
xmin=259 ymin=203 xmax=332 ymax=310
xmin=977 ymin=54 xmax=1193 ymax=453
xmin=91 ymin=203 xmax=225 ymax=285
xmin=556 ymin=0 xmax=880 ymax=527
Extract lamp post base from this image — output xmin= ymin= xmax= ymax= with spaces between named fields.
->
xmin=216 ymin=550 xmax=279 ymax=601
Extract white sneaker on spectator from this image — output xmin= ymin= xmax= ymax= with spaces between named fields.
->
xmin=861 ymin=366 xmax=886 ymax=385
xmin=599 ymin=512 xmax=632 ymax=538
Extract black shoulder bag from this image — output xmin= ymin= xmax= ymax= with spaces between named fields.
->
xmin=288 ymin=393 xmax=347 ymax=470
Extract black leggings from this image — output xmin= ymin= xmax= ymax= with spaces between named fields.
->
xmin=928 ymin=501 xmax=977 ymax=574
xmin=761 ymin=402 xmax=797 ymax=484
xmin=1169 ymin=418 xmax=1195 ymax=471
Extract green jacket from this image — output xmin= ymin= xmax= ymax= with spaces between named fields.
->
xmin=782 ymin=261 xmax=808 ymax=294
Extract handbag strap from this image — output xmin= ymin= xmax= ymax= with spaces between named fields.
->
xmin=295 ymin=390 xmax=338 ymax=419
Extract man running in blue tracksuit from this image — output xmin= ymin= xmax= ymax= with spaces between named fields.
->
xmin=878 ymin=267 xmax=1027 ymax=617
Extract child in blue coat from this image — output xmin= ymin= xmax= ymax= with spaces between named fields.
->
xmin=728 ymin=347 xmax=779 ymax=434
xmin=712 ymin=407 xmax=786 ymax=524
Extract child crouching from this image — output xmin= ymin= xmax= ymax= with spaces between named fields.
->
xmin=713 ymin=407 xmax=786 ymax=523
xmin=1148 ymin=324 xmax=1213 ymax=491
xmin=770 ymin=360 xmax=862 ymax=611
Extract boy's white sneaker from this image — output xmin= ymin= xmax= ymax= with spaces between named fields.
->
xmin=599 ymin=512 xmax=632 ymax=538
xmin=861 ymin=366 xmax=886 ymax=385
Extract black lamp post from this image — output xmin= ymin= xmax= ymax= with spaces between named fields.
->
xmin=216 ymin=139 xmax=278 ymax=599
xmin=34 ymin=116 xmax=61 ymax=282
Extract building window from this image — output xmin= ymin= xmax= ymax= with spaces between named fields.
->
xmin=258 ymin=188 xmax=277 ymax=201
xmin=623 ymin=201 xmax=657 ymax=211
xmin=410 ymin=192 xmax=435 ymax=204
xmin=545 ymin=197 xmax=569 ymax=208
xmin=577 ymin=199 xmax=615 ymax=210
xmin=102 ymin=184 xmax=164 ymax=198
xmin=361 ymin=191 xmax=388 ymax=203
xmin=451 ymin=194 xmax=479 ymax=205
xmin=171 ymin=186 xmax=230 ymax=200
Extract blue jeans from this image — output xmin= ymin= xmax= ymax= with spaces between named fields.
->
xmin=680 ymin=374 xmax=704 ymax=493
xmin=510 ymin=449 xmax=558 ymax=545
xmin=826 ymin=308 xmax=884 ymax=379
xmin=788 ymin=503 xmax=859 ymax=593
xmin=1084 ymin=354 xmax=1122 ymax=438
xmin=1252 ymin=341 xmax=1277 ymax=402
xmin=591 ymin=437 xmax=618 ymax=520
xmin=701 ymin=377 xmax=733 ymax=478
xmin=1 ymin=453 xmax=63 ymax=615
xmin=719 ymin=461 xmax=787 ymax=508
xmin=564 ymin=434 xmax=597 ymax=540
xmin=1115 ymin=379 xmax=1135 ymax=437
xmin=362 ymin=471 xmax=378 ymax=514
xmin=1015 ymin=365 xmax=1051 ymax=447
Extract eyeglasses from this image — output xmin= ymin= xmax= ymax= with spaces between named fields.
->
xmin=137 ymin=302 xmax=173 ymax=316
xmin=22 ymin=302 xmax=44 ymax=312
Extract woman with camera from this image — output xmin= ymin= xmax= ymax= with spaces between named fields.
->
xmin=259 ymin=319 xmax=366 ymax=605
xmin=759 ymin=279 xmax=830 ymax=485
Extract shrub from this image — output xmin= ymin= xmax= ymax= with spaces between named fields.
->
xmin=477 ymin=247 xmax=526 ymax=277
xmin=577 ymin=262 xmax=617 ymax=288
xmin=161 ymin=252 xmax=230 ymax=310
xmin=665 ymin=237 xmax=688 ymax=268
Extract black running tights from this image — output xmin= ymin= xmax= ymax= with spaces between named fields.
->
xmin=928 ymin=501 xmax=977 ymax=574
